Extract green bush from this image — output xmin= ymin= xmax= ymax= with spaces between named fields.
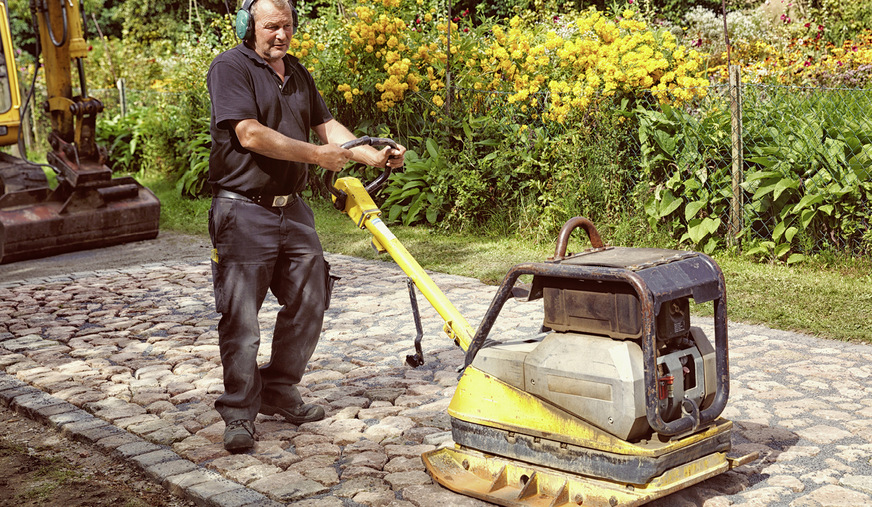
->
xmin=636 ymin=86 xmax=872 ymax=260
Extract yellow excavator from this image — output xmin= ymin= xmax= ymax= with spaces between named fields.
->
xmin=327 ymin=137 xmax=757 ymax=506
xmin=0 ymin=0 xmax=159 ymax=264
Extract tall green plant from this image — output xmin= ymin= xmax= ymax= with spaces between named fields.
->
xmin=636 ymin=98 xmax=731 ymax=254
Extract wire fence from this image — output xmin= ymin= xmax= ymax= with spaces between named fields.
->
xmin=622 ymin=77 xmax=872 ymax=255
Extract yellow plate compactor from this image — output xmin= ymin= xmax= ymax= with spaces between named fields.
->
xmin=328 ymin=137 xmax=756 ymax=506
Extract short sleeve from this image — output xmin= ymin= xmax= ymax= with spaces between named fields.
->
xmin=207 ymin=58 xmax=259 ymax=128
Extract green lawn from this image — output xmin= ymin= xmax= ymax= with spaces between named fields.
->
xmin=148 ymin=177 xmax=872 ymax=344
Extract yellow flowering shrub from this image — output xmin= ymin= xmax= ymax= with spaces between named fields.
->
xmin=320 ymin=0 xmax=450 ymax=112
xmin=298 ymin=1 xmax=707 ymax=125
xmin=709 ymin=30 xmax=872 ymax=87
xmin=457 ymin=9 xmax=709 ymax=124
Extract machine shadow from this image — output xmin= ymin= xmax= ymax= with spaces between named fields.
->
xmin=649 ymin=420 xmax=800 ymax=505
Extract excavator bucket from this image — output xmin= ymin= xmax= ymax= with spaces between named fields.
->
xmin=0 ymin=154 xmax=160 ymax=264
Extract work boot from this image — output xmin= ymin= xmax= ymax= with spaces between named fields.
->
xmin=260 ymin=402 xmax=325 ymax=424
xmin=223 ymin=419 xmax=255 ymax=452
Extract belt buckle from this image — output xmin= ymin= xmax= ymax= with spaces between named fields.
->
xmin=272 ymin=194 xmax=291 ymax=207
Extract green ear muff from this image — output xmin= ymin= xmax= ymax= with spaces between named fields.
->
xmin=235 ymin=8 xmax=252 ymax=40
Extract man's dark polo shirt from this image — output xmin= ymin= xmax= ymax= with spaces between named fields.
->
xmin=207 ymin=43 xmax=333 ymax=196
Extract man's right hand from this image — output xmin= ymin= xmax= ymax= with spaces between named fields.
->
xmin=317 ymin=144 xmax=354 ymax=172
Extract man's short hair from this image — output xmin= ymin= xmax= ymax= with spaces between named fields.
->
xmin=250 ymin=0 xmax=293 ymax=21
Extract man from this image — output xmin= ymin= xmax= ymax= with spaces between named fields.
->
xmin=207 ymin=0 xmax=405 ymax=453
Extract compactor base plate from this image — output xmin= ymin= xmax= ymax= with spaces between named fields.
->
xmin=422 ymin=444 xmax=756 ymax=507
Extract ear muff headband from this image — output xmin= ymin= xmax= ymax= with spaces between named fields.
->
xmin=235 ymin=0 xmax=298 ymax=41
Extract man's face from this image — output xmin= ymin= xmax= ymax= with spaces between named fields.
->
xmin=252 ymin=1 xmax=294 ymax=63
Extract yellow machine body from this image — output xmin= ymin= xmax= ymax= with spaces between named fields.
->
xmin=331 ymin=146 xmax=755 ymax=505
xmin=0 ymin=1 xmax=20 ymax=147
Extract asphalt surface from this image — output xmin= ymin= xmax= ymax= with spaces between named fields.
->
xmin=0 ymin=231 xmax=212 ymax=284
xmin=1 ymin=233 xmax=872 ymax=506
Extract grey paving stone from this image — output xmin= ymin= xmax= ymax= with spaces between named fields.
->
xmin=208 ymin=487 xmax=278 ymax=507
xmin=114 ymin=440 xmax=164 ymax=459
xmin=0 ymin=373 xmax=27 ymax=391
xmin=130 ymin=448 xmax=180 ymax=468
xmin=185 ymin=478 xmax=246 ymax=505
xmin=0 ymin=385 xmax=42 ymax=406
xmin=143 ymin=459 xmax=201 ymax=484
xmin=164 ymin=468 xmax=226 ymax=497
xmin=70 ymin=423 xmax=127 ymax=444
xmin=96 ymin=431 xmax=146 ymax=450
xmin=46 ymin=409 xmax=94 ymax=429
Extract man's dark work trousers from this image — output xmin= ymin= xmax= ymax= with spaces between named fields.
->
xmin=209 ymin=196 xmax=329 ymax=424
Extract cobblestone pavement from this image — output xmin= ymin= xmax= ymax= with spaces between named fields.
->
xmin=1 ymin=254 xmax=872 ymax=506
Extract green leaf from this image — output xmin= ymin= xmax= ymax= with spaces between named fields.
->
xmin=772 ymin=221 xmax=786 ymax=242
xmin=746 ymin=156 xmax=776 ymax=168
xmin=399 ymin=188 xmax=421 ymax=199
xmin=426 ymin=207 xmax=438 ymax=223
xmin=786 ymin=253 xmax=806 ymax=265
xmin=772 ymin=178 xmax=798 ymax=202
xmin=653 ymin=130 xmax=676 ymax=156
xmin=686 ymin=218 xmax=705 ymax=244
xmin=425 ymin=138 xmax=440 ymax=160
xmin=659 ymin=191 xmax=683 ymax=218
xmin=784 ymin=226 xmax=798 ymax=243
xmin=462 ymin=121 xmax=473 ymax=139
xmin=685 ymin=200 xmax=706 ymax=221
xmin=404 ymin=192 xmax=427 ymax=226
xmin=703 ymin=237 xmax=718 ymax=255
xmin=800 ymin=208 xmax=817 ymax=229
xmin=388 ymin=204 xmax=404 ymax=222
xmin=791 ymin=193 xmax=824 ymax=213
xmin=703 ymin=217 xmax=721 ymax=236
xmin=774 ymin=243 xmax=791 ymax=259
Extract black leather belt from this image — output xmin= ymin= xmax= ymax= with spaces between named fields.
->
xmin=215 ymin=189 xmax=298 ymax=208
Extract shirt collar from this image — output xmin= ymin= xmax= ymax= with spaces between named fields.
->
xmin=237 ymin=43 xmax=300 ymax=69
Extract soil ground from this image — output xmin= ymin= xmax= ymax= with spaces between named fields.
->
xmin=0 ymin=403 xmax=195 ymax=507
xmin=0 ymin=234 xmax=207 ymax=506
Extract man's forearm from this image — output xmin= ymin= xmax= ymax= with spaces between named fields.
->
xmin=234 ymin=119 xmax=322 ymax=164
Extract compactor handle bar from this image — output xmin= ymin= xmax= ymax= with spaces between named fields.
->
xmin=552 ymin=217 xmax=604 ymax=260
xmin=324 ymin=136 xmax=399 ymax=211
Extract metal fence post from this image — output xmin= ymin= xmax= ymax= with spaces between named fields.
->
xmin=445 ymin=0 xmax=451 ymax=115
xmin=729 ymin=65 xmax=743 ymax=247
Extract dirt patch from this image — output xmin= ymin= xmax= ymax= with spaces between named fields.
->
xmin=0 ymin=403 xmax=194 ymax=507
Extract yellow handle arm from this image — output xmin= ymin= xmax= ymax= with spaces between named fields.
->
xmin=333 ymin=176 xmax=474 ymax=351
